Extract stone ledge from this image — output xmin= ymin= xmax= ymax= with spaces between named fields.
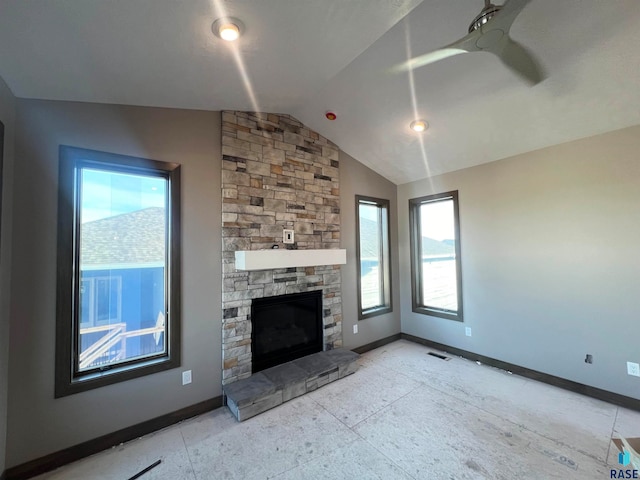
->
xmin=223 ymin=349 xmax=359 ymax=421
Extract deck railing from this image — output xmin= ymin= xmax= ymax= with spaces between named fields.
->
xmin=79 ymin=320 xmax=164 ymax=370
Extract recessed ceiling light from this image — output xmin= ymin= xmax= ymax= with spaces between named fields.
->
xmin=410 ymin=120 xmax=428 ymax=132
xmin=212 ymin=18 xmax=244 ymax=42
xmin=220 ymin=24 xmax=239 ymax=41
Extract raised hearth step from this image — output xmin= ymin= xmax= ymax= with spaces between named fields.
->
xmin=223 ymin=349 xmax=359 ymax=421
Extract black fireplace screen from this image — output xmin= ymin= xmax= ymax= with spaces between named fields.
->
xmin=251 ymin=290 xmax=323 ymax=373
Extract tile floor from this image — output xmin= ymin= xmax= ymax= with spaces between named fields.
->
xmin=34 ymin=340 xmax=640 ymax=479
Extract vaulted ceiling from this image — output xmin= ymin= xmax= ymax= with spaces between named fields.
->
xmin=1 ymin=0 xmax=639 ymax=184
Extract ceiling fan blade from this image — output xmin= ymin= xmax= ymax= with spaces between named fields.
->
xmin=391 ymin=29 xmax=481 ymax=73
xmin=391 ymin=0 xmax=543 ymax=83
xmin=488 ymin=0 xmax=532 ymax=34
xmin=493 ymin=36 xmax=545 ymax=84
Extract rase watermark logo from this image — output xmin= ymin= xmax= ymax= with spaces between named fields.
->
xmin=610 ymin=450 xmax=639 ymax=479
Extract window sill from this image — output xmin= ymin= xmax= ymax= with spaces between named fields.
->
xmin=412 ymin=305 xmax=463 ymax=322
xmin=55 ymin=355 xmax=178 ymax=398
xmin=359 ymin=305 xmax=393 ymax=320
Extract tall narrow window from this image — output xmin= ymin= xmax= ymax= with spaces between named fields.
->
xmin=56 ymin=146 xmax=181 ymax=397
xmin=356 ymin=195 xmax=392 ymax=319
xmin=409 ymin=191 xmax=463 ymax=321
xmin=0 ymin=121 xmax=4 ymax=253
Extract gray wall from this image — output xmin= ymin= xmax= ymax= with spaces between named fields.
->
xmin=6 ymin=100 xmax=222 ymax=467
xmin=398 ymin=124 xmax=640 ymax=399
xmin=340 ymin=150 xmax=401 ymax=349
xmin=0 ymin=76 xmax=16 ymax=475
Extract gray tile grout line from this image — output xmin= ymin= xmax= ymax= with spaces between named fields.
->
xmin=180 ymin=397 xmax=321 ymax=480
xmin=309 ymin=383 xmax=422 ymax=480
xmin=348 ymin=388 xmax=423 ymax=480
xmin=606 ymin=407 xmax=620 ymax=465
xmin=179 ymin=422 xmax=200 ymax=480
xmin=365 ymin=350 xmax=614 ymax=466
xmin=179 ymin=412 xmax=231 ymax=480
xmin=337 ymin=357 xmax=429 ymax=477
xmin=260 ymin=395 xmax=362 ymax=479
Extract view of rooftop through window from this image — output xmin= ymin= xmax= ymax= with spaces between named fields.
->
xmin=78 ymin=168 xmax=168 ymax=371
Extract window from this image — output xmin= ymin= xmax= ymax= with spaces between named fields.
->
xmin=0 ymin=121 xmax=4 ymax=253
xmin=356 ymin=195 xmax=392 ymax=319
xmin=56 ymin=146 xmax=181 ymax=397
xmin=409 ymin=191 xmax=463 ymax=321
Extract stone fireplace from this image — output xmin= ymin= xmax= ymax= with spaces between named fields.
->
xmin=221 ymin=111 xmax=343 ymax=385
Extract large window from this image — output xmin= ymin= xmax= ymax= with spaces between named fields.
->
xmin=356 ymin=195 xmax=392 ymax=319
xmin=56 ymin=146 xmax=181 ymax=397
xmin=409 ymin=191 xmax=463 ymax=321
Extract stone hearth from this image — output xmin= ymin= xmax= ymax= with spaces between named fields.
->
xmin=224 ymin=349 xmax=359 ymax=421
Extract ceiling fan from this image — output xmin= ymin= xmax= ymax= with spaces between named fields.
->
xmin=394 ymin=0 xmax=545 ymax=84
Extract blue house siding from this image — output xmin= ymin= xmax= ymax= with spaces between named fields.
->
xmin=79 ymin=266 xmax=164 ymax=361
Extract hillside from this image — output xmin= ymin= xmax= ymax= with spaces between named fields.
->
xmin=359 ymin=217 xmax=453 ymax=258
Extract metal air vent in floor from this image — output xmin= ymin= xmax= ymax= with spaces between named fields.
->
xmin=427 ymin=352 xmax=451 ymax=361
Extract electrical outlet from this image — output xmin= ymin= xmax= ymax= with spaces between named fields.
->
xmin=353 ymin=324 xmax=358 ymax=334
xmin=182 ymin=370 xmax=192 ymax=385
xmin=465 ymin=327 xmax=472 ymax=337
xmin=627 ymin=362 xmax=640 ymax=377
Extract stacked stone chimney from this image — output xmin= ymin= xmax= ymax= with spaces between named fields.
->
xmin=221 ymin=111 xmax=343 ymax=385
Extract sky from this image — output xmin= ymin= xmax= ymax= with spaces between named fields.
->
xmin=359 ymin=202 xmax=380 ymax=222
xmin=81 ymin=168 xmax=166 ymax=223
xmin=420 ymin=199 xmax=455 ymax=241
xmin=359 ymin=198 xmax=455 ymax=241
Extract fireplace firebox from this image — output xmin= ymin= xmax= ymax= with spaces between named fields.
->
xmin=251 ymin=290 xmax=323 ymax=373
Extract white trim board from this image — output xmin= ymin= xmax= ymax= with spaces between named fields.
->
xmin=235 ymin=249 xmax=347 ymax=271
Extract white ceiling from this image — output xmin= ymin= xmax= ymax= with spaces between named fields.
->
xmin=1 ymin=0 xmax=639 ymax=184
